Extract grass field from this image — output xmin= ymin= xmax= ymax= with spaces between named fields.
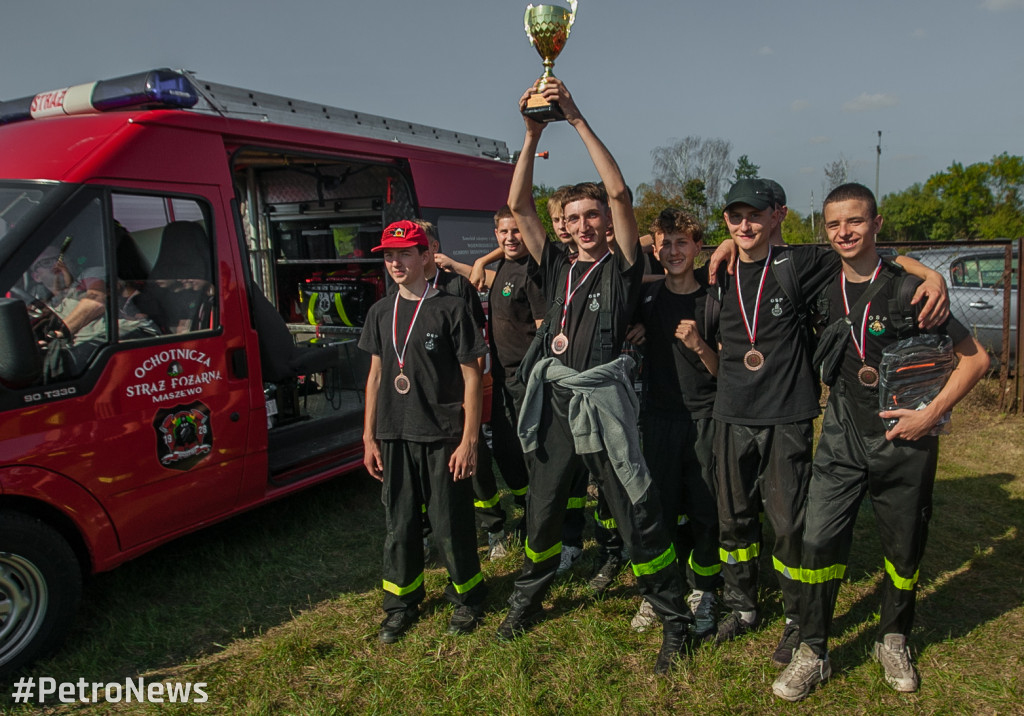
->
xmin=2 ymin=383 xmax=1022 ymax=715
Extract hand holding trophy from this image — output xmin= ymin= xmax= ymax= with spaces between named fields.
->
xmin=522 ymin=1 xmax=577 ymax=123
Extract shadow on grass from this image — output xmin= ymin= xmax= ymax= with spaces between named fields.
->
xmin=826 ymin=471 xmax=1023 ymax=669
xmin=18 ymin=471 xmax=389 ymax=686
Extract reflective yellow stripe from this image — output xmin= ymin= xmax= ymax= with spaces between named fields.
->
xmin=452 ymin=571 xmax=483 ymax=594
xmin=688 ymin=551 xmax=721 ymax=577
xmin=566 ymin=497 xmax=586 ymax=510
xmin=334 ymin=292 xmax=353 ymax=326
xmin=772 ymin=556 xmax=802 ymax=582
xmin=801 ymin=563 xmax=846 ymax=584
xmin=421 ymin=504 xmax=427 ymax=514
xmin=525 ymin=538 xmax=562 ymax=564
xmin=474 ymin=492 xmax=500 ymax=509
xmin=509 ymin=485 xmax=528 ymax=496
xmin=307 ymin=294 xmax=317 ymax=325
xmin=632 ymin=545 xmax=677 ymax=577
xmin=884 ymin=558 xmax=919 ymax=591
xmin=594 ymin=511 xmax=617 ymax=530
xmin=383 ymin=573 xmax=424 ymax=596
xmin=719 ymin=543 xmax=759 ymax=565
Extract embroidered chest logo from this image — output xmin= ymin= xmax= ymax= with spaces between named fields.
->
xmin=424 ymin=332 xmax=438 ymax=351
xmin=501 ymin=281 xmax=514 ymax=297
xmin=770 ymin=297 xmax=784 ymax=318
xmin=588 ymin=292 xmax=601 ymax=312
xmin=867 ymin=315 xmax=887 ymax=336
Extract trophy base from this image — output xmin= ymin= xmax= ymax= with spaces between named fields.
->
xmin=523 ymin=92 xmax=565 ymax=123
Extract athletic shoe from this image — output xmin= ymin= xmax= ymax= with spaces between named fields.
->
xmin=687 ymin=590 xmax=717 ymax=641
xmin=630 ymin=598 xmax=660 ymax=632
xmin=715 ymin=611 xmax=757 ymax=644
xmin=654 ymin=621 xmax=691 ymax=675
xmin=487 ymin=530 xmax=509 ymax=560
xmin=496 ymin=605 xmax=541 ymax=641
xmin=772 ymin=643 xmax=831 ymax=701
xmin=772 ymin=622 xmax=801 ymax=667
xmin=379 ymin=607 xmax=419 ymax=644
xmin=447 ymin=606 xmax=482 ymax=635
xmin=873 ymin=634 xmax=919 ymax=692
xmin=555 ymin=545 xmax=583 ymax=575
xmin=588 ymin=553 xmax=623 ymax=595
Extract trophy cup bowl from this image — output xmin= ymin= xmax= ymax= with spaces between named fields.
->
xmin=523 ymin=2 xmax=576 ymax=123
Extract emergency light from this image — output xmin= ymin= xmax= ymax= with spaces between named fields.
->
xmin=0 ymin=69 xmax=198 ymax=125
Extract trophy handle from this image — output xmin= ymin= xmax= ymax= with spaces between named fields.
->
xmin=566 ymin=0 xmax=578 ymax=37
xmin=524 ymin=6 xmax=535 ymax=47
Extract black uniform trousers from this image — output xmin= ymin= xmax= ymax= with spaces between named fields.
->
xmin=508 ymin=384 xmax=691 ymax=626
xmin=643 ymin=413 xmax=721 ymax=592
xmin=380 ymin=439 xmax=486 ymax=614
xmin=471 ymin=427 xmax=506 ymax=534
xmin=715 ymin=420 xmax=813 ymax=621
xmin=800 ymin=379 xmax=938 ymax=656
xmin=489 ymin=376 xmax=531 ymax=508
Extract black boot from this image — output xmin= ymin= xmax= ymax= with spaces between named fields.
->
xmin=655 ymin=621 xmax=691 ymax=675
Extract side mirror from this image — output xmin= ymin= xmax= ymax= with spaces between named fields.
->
xmin=0 ymin=297 xmax=43 ymax=388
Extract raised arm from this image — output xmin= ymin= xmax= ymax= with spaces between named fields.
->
xmin=509 ymin=92 xmax=550 ymax=265
xmin=537 ymin=79 xmax=639 ymax=266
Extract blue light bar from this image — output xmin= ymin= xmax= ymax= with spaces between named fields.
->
xmin=0 ymin=69 xmax=198 ymax=126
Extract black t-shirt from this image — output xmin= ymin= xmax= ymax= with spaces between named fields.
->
xmin=358 ymin=290 xmax=488 ymax=442
xmin=489 ymin=256 xmax=547 ymax=381
xmin=638 ymin=279 xmax=717 ymax=419
xmin=389 ymin=269 xmax=486 ymax=333
xmin=534 ymin=240 xmax=644 ymax=372
xmin=713 ymin=245 xmax=839 ymax=425
xmin=826 ymin=266 xmax=970 ymax=391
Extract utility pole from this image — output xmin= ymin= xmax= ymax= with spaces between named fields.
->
xmin=810 ymin=190 xmax=815 ymax=237
xmin=875 ymin=130 xmax=882 ymax=201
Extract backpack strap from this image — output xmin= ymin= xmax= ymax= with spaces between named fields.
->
xmin=886 ymin=262 xmax=922 ymax=338
xmin=589 ymin=262 xmax=617 ymax=366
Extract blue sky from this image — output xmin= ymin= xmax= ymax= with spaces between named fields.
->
xmin=4 ymin=0 xmax=1022 ymax=218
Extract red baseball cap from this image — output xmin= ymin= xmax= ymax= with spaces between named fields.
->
xmin=372 ymin=220 xmax=429 ymax=252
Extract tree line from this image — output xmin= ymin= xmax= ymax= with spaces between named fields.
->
xmin=532 ymin=139 xmax=1024 ymax=245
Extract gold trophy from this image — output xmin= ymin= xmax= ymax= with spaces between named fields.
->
xmin=523 ymin=1 xmax=577 ymax=123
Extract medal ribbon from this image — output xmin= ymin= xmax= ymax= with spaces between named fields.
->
xmin=735 ymin=245 xmax=773 ymax=347
xmin=558 ymin=251 xmax=610 ymax=334
xmin=392 ymin=286 xmax=430 ymax=373
xmin=841 ymin=260 xmax=883 ymax=362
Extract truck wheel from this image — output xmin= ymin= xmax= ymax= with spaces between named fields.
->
xmin=0 ymin=511 xmax=82 ymax=675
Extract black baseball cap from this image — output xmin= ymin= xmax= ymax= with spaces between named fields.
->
xmin=723 ymin=178 xmax=774 ymax=211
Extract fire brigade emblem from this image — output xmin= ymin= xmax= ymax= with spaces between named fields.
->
xmin=502 ymin=282 xmax=513 ymax=297
xmin=167 ymin=361 xmax=183 ymax=378
xmin=154 ymin=401 xmax=213 ymax=471
xmin=772 ymin=303 xmax=783 ymax=317
xmin=869 ymin=318 xmax=886 ymax=336
xmin=589 ymin=297 xmax=600 ymax=312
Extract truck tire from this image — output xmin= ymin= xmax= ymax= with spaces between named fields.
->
xmin=0 ymin=511 xmax=82 ymax=675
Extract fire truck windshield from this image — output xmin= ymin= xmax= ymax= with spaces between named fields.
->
xmin=0 ymin=182 xmax=55 ymax=244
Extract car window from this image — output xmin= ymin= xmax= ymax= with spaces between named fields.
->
xmin=950 ymin=257 xmax=978 ymax=287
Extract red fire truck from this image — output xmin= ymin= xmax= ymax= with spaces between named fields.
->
xmin=0 ymin=69 xmax=512 ymax=673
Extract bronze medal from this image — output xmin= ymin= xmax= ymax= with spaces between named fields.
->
xmin=857 ymin=364 xmax=879 ymax=388
xmin=743 ymin=348 xmax=765 ymax=371
xmin=551 ymin=332 xmax=569 ymax=355
xmin=394 ymin=373 xmax=411 ymax=394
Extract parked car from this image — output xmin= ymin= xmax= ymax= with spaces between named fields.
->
xmin=905 ymin=246 xmax=1019 ymax=367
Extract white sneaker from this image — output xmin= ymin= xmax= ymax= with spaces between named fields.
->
xmin=487 ymin=530 xmax=509 ymax=560
xmin=630 ymin=598 xmax=660 ymax=632
xmin=555 ymin=545 xmax=582 ymax=575
xmin=873 ymin=634 xmax=919 ymax=692
xmin=772 ymin=643 xmax=831 ymax=701
xmin=687 ymin=590 xmax=717 ymax=640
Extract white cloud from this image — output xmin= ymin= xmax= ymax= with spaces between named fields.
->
xmin=791 ymin=99 xmax=811 ymax=112
xmin=982 ymin=0 xmax=1024 ymax=10
xmin=809 ymin=136 xmax=830 ymax=144
xmin=757 ymin=46 xmax=774 ymax=55
xmin=843 ymin=93 xmax=899 ymax=112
